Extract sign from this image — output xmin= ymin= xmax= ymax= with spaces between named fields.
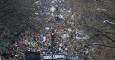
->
xmin=43 ymin=54 xmax=66 ymax=59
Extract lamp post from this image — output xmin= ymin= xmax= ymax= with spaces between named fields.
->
xmin=51 ymin=29 xmax=55 ymax=60
xmin=45 ymin=27 xmax=55 ymax=60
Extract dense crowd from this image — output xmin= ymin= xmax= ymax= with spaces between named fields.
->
xmin=0 ymin=30 xmax=72 ymax=59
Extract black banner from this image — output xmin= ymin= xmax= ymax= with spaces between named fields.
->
xmin=25 ymin=51 xmax=41 ymax=60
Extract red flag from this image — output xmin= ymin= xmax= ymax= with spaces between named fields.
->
xmin=31 ymin=32 xmax=39 ymax=36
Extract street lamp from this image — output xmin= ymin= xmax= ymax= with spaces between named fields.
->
xmin=45 ymin=27 xmax=55 ymax=60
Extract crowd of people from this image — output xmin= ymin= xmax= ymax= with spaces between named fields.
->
xmin=0 ymin=26 xmax=77 ymax=60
